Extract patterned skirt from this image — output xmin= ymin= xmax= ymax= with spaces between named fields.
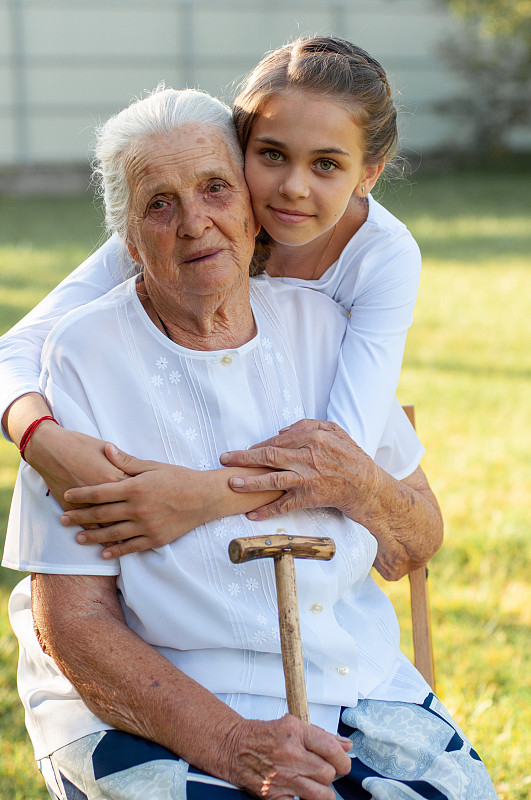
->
xmin=40 ymin=694 xmax=498 ymax=800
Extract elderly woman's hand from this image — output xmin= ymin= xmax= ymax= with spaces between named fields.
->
xmin=223 ymin=715 xmax=352 ymax=799
xmin=220 ymin=419 xmax=378 ymax=522
xmin=221 ymin=418 xmax=444 ymax=581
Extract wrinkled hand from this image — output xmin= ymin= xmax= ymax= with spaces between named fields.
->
xmin=61 ymin=444 xmax=223 ymax=558
xmin=220 ymin=419 xmax=378 ymax=522
xmin=223 ymin=715 xmax=352 ymax=799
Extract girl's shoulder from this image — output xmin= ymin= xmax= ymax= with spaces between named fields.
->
xmin=323 ymin=196 xmax=420 ymax=308
xmin=364 ymin=194 xmax=411 ymax=235
xmin=342 ymin=195 xmax=418 ymax=255
xmin=337 ymin=195 xmax=421 ymax=275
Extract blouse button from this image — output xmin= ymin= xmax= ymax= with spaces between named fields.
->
xmin=337 ymin=664 xmax=350 ymax=676
xmin=221 ymin=355 xmax=233 ymax=366
xmin=310 ymin=602 xmax=323 ymax=615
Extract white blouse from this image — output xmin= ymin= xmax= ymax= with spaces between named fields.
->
xmin=3 ymin=276 xmax=429 ymax=760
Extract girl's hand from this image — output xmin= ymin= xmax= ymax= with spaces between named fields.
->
xmin=219 ymin=418 xmax=377 ymax=521
xmin=61 ymin=444 xmax=225 ymax=558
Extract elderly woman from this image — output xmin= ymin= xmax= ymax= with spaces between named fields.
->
xmin=3 ymin=88 xmax=497 ymax=800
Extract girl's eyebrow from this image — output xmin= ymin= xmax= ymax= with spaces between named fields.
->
xmin=252 ymin=136 xmax=285 ymax=149
xmin=252 ymin=136 xmax=350 ymax=157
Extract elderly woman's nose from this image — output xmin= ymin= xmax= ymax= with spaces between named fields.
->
xmin=279 ymin=166 xmax=310 ymax=200
xmin=177 ymin=200 xmax=213 ymax=238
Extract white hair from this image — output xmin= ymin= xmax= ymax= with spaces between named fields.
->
xmin=93 ymin=85 xmax=243 ymax=240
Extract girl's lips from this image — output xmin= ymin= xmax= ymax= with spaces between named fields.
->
xmin=269 ymin=207 xmax=314 ymax=224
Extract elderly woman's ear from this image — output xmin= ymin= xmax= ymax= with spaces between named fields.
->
xmin=125 ymin=237 xmax=142 ymax=266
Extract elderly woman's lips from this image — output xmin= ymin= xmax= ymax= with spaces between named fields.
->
xmin=182 ymin=248 xmax=222 ymax=263
xmin=269 ymin=207 xmax=314 ymax=224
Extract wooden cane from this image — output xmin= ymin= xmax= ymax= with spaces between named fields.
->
xmin=228 ymin=534 xmax=335 ymax=723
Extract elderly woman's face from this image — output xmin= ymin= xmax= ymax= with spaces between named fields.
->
xmin=125 ymin=126 xmax=257 ymax=300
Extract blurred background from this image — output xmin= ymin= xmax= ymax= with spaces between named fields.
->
xmin=0 ymin=1 xmax=530 ymax=798
xmin=1 ymin=0 xmax=530 ymax=189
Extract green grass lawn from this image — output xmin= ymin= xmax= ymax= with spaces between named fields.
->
xmin=0 ymin=172 xmax=530 ymax=798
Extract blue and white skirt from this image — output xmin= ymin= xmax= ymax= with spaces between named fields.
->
xmin=40 ymin=694 xmax=498 ymax=800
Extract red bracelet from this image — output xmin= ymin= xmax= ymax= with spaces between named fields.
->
xmin=19 ymin=415 xmax=59 ymax=462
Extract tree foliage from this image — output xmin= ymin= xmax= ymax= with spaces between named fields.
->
xmin=445 ymin=0 xmax=531 ymax=39
xmin=436 ymin=1 xmax=531 ymax=155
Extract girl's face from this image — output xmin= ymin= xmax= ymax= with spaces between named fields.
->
xmin=244 ymin=89 xmax=383 ymax=248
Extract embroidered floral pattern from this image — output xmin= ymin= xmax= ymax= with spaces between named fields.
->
xmin=213 ymin=522 xmax=227 ymax=539
xmin=149 ymin=358 xmax=183 ymax=397
xmin=270 ymin=625 xmax=280 ymax=642
xmin=252 ymin=629 xmax=268 ymax=646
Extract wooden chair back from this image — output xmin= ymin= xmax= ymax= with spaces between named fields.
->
xmin=402 ymin=405 xmax=436 ymax=691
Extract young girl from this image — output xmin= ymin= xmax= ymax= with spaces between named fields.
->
xmin=0 ymin=36 xmax=423 ymax=555
xmin=233 ymin=36 xmax=420 ymax=459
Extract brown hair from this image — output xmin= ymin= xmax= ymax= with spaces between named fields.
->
xmin=233 ymin=36 xmax=399 ymax=272
xmin=233 ymin=35 xmax=398 ymax=169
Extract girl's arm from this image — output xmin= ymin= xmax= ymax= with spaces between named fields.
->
xmin=327 ymin=224 xmax=421 ymax=458
xmin=7 ymin=400 xmax=282 ymax=556
xmin=0 ymin=233 xmax=127 ymax=440
xmin=1 ymin=235 xmax=137 ymax=508
xmin=6 ymin=399 xmax=127 ymax=513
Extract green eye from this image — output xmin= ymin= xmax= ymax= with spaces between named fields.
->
xmin=267 ymin=150 xmax=282 ymax=161
xmin=317 ymin=160 xmax=336 ymax=171
xmin=151 ymin=199 xmax=166 ymax=209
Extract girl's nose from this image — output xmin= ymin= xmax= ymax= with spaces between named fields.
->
xmin=278 ymin=167 xmax=310 ymax=200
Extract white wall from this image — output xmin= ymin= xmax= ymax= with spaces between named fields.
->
xmin=0 ymin=0 xmax=464 ymax=167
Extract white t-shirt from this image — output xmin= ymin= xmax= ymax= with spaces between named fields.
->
xmin=3 ymin=276 xmax=429 ymax=760
xmin=0 ymin=196 xmax=420 ymax=457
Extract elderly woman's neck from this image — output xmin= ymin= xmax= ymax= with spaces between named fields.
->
xmin=137 ymin=279 xmax=256 ymax=351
